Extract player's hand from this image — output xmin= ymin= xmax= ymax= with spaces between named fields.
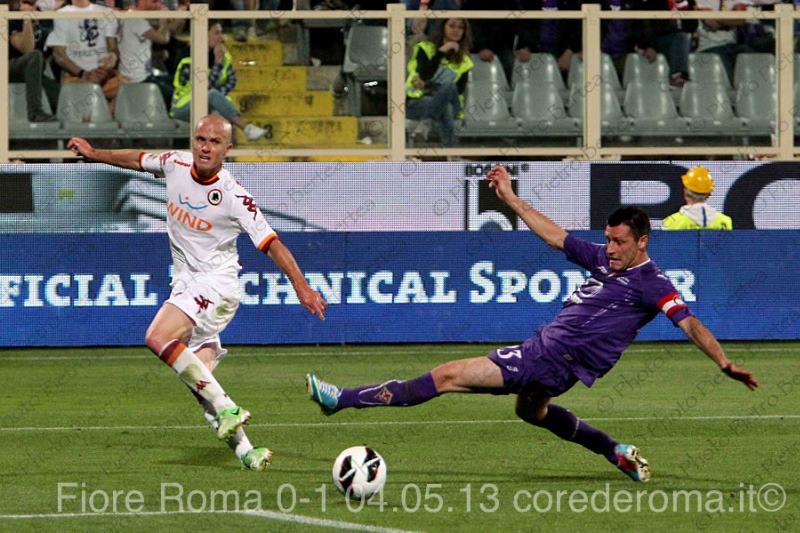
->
xmin=67 ymin=137 xmax=96 ymax=160
xmin=298 ymin=287 xmax=327 ymax=321
xmin=722 ymin=362 xmax=759 ymax=391
xmin=486 ymin=165 xmax=517 ymax=204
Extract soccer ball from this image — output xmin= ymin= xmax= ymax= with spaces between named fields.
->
xmin=332 ymin=446 xmax=387 ymax=500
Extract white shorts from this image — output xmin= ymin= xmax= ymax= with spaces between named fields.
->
xmin=167 ymin=272 xmax=240 ymax=364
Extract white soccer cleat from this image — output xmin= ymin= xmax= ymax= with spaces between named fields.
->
xmin=615 ymin=444 xmax=650 ymax=482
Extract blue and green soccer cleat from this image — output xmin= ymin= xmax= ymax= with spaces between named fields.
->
xmin=215 ymin=406 xmax=251 ymax=440
xmin=615 ymin=444 xmax=651 ymax=482
xmin=241 ymin=447 xmax=272 ymax=471
xmin=306 ymin=372 xmax=341 ymax=416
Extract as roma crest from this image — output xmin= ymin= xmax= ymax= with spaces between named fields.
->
xmin=207 ymin=188 xmax=223 ymax=206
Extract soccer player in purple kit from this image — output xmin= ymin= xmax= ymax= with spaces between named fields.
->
xmin=307 ymin=165 xmax=758 ymax=482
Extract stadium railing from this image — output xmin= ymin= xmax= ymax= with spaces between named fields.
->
xmin=1 ymin=4 xmax=799 ymax=160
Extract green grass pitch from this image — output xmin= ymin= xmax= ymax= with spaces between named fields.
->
xmin=0 ymin=342 xmax=798 ymax=532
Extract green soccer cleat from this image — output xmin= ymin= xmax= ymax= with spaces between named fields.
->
xmin=306 ymin=372 xmax=341 ymax=416
xmin=615 ymin=444 xmax=651 ymax=482
xmin=215 ymin=406 xmax=251 ymax=440
xmin=241 ymin=447 xmax=272 ymax=471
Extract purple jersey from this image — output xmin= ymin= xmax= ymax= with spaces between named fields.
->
xmin=536 ymin=234 xmax=692 ymax=387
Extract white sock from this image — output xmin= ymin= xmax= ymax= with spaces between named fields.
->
xmin=202 ymin=410 xmax=219 ymax=430
xmin=160 ymin=340 xmax=235 ymax=414
xmin=231 ymin=429 xmax=254 ymax=459
xmin=194 ymin=392 xmax=252 ymax=459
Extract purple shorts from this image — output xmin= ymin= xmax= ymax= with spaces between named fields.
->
xmin=488 ymin=337 xmax=579 ymax=397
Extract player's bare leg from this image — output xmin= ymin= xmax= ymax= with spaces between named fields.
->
xmin=145 ymin=303 xmax=250 ymax=440
xmin=307 ymin=356 xmax=505 ymax=415
xmin=515 ymin=392 xmax=650 ymax=482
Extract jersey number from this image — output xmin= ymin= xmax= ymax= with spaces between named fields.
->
xmin=496 ymin=345 xmax=522 ymax=360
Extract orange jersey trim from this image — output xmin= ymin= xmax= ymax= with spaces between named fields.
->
xmin=258 ymin=233 xmax=278 ymax=252
xmin=191 ymin=164 xmax=220 ymax=185
xmin=138 ymin=152 xmax=146 ymax=170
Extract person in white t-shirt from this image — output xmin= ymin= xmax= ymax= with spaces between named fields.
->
xmin=66 ymin=115 xmax=328 ymax=471
xmin=118 ymin=0 xmax=177 ymax=105
xmin=119 ymin=0 xmax=171 ymax=84
xmin=694 ymin=0 xmax=754 ymax=83
xmin=45 ymin=0 xmax=121 ymax=101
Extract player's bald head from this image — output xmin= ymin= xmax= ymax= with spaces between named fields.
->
xmin=195 ymin=115 xmax=233 ymax=144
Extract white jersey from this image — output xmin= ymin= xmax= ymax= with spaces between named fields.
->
xmin=45 ymin=4 xmax=118 ymax=72
xmin=139 ymin=151 xmax=277 ymax=280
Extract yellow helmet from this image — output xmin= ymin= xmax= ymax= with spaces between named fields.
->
xmin=681 ymin=166 xmax=714 ymax=195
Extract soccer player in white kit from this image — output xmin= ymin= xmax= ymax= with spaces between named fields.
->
xmin=67 ymin=115 xmax=327 ymax=471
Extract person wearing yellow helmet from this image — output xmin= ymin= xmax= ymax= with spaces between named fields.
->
xmin=663 ymin=166 xmax=733 ymax=230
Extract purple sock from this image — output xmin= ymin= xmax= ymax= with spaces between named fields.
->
xmin=338 ymin=373 xmax=440 ymax=409
xmin=537 ymin=404 xmax=618 ymax=465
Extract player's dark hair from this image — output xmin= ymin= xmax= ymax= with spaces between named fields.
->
xmin=607 ymin=207 xmax=650 ymax=240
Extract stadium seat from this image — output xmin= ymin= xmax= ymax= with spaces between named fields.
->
xmin=795 ymin=54 xmax=800 ymax=87
xmin=601 ymin=54 xmax=623 ymax=91
xmin=567 ymin=85 xmax=584 ymax=119
xmin=567 ymin=54 xmax=623 ymax=98
xmin=679 ymin=81 xmax=746 ymax=135
xmin=733 ymin=53 xmax=775 ymax=90
xmin=624 ymin=82 xmax=688 ymax=135
xmin=469 ymin=54 xmax=510 ymax=91
xmin=567 ymin=83 xmax=633 ymax=134
xmin=56 ymin=83 xmax=120 ymax=134
xmin=342 ymin=24 xmax=388 ymax=116
xmin=688 ymin=53 xmax=732 ymax=90
xmin=115 ymin=83 xmax=181 ymax=138
xmin=623 ymin=52 xmax=670 ymax=88
xmin=735 ymin=82 xmax=775 ymax=135
xmin=460 ymin=82 xmax=519 ymax=137
xmin=512 ymin=81 xmax=579 ymax=136
xmin=9 ymin=83 xmax=60 ymax=139
xmin=795 ymin=83 xmax=800 ymax=127
xmin=568 ymin=55 xmax=583 ymax=90
xmin=511 ymin=54 xmax=566 ymax=94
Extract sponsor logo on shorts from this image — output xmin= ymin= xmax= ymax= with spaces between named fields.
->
xmin=194 ymin=295 xmax=213 ymax=313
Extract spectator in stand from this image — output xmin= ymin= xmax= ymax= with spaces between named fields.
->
xmin=694 ymin=0 xmax=753 ymax=84
xmin=9 ymin=0 xmax=60 ymax=122
xmin=45 ymin=0 xmax=121 ymax=101
xmin=170 ymin=21 xmax=268 ymax=141
xmin=461 ymin=0 xmax=537 ymax=81
xmin=406 ymin=18 xmax=474 ymax=146
xmin=118 ymin=0 xmax=174 ymax=104
xmin=405 ymin=0 xmax=462 ymax=46
xmin=598 ymin=0 xmax=632 ymax=81
xmin=534 ymin=0 xmax=582 ymax=76
xmin=630 ymin=0 xmax=697 ymax=87
xmin=35 ymin=0 xmax=64 ymax=9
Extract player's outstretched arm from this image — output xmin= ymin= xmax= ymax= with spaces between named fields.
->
xmin=485 ymin=165 xmax=567 ymax=249
xmin=267 ymin=239 xmax=327 ymax=320
xmin=678 ymin=316 xmax=758 ymax=390
xmin=67 ymin=137 xmax=143 ymax=171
